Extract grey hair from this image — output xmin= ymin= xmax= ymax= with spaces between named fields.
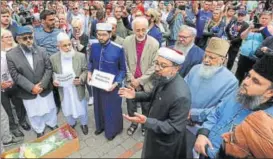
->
xmin=179 ymin=25 xmax=197 ymax=37
xmin=132 ymin=17 xmax=149 ymax=32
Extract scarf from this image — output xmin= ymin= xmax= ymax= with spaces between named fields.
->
xmin=222 ymin=110 xmax=273 ymax=158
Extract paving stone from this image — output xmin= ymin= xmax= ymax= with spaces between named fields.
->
xmin=120 ymin=137 xmax=137 ymax=150
xmin=106 ymin=145 xmax=126 ymax=158
xmin=82 ymin=150 xmax=99 ymax=158
xmin=68 ymin=152 xmax=81 ymax=158
xmin=79 ymin=147 xmax=92 ymax=156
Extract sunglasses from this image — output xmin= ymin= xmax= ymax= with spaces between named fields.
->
xmin=73 ymin=7 xmax=78 ymax=10
xmin=21 ymin=35 xmax=33 ymax=41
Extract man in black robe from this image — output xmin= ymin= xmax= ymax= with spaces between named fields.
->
xmin=119 ymin=47 xmax=191 ymax=159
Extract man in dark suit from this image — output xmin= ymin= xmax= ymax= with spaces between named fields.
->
xmin=7 ymin=26 xmax=58 ymax=138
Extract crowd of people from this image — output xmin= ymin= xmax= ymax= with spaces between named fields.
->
xmin=1 ymin=0 xmax=273 ymax=158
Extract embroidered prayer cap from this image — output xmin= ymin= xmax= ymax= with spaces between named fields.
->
xmin=16 ymin=26 xmax=33 ymax=36
xmin=106 ymin=17 xmax=117 ymax=25
xmin=96 ymin=23 xmax=112 ymax=31
xmin=158 ymin=47 xmax=185 ymax=65
xmin=253 ymin=54 xmax=273 ymax=82
xmin=205 ymin=37 xmax=230 ymax=57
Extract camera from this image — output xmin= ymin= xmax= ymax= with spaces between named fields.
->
xmin=230 ymin=1 xmax=241 ymax=10
xmin=178 ymin=5 xmax=186 ymax=11
xmin=18 ymin=10 xmax=34 ymax=26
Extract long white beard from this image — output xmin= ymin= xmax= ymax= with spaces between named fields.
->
xmin=60 ymin=48 xmax=75 ymax=58
xmin=199 ymin=64 xmax=221 ymax=79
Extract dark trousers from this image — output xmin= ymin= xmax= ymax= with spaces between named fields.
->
xmin=53 ymin=86 xmax=61 ymax=112
xmin=235 ymin=55 xmax=256 ymax=84
xmin=1 ymin=86 xmax=27 ymax=131
xmin=126 ymin=98 xmax=149 ymax=129
xmin=227 ymin=47 xmax=240 ymax=70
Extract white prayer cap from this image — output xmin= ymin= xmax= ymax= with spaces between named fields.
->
xmin=158 ymin=47 xmax=185 ymax=65
xmin=106 ymin=17 xmax=117 ymax=25
xmin=57 ymin=32 xmax=70 ymax=42
xmin=96 ymin=23 xmax=112 ymax=31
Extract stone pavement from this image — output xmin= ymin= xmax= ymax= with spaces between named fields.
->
xmin=4 ymin=102 xmax=144 ymax=158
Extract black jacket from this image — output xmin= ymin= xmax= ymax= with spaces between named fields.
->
xmin=226 ymin=20 xmax=249 ymax=48
xmin=134 ymin=74 xmax=191 ymax=159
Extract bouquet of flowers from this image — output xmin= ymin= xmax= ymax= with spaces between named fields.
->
xmin=17 ymin=128 xmax=73 ymax=158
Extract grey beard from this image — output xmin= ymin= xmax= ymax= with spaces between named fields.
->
xmin=236 ymin=90 xmax=264 ymax=110
xmin=60 ymin=48 xmax=75 ymax=58
xmin=199 ymin=64 xmax=221 ymax=79
xmin=174 ymin=42 xmax=192 ymax=56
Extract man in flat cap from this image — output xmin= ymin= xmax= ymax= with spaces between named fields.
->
xmin=184 ymin=37 xmax=238 ymax=158
xmin=194 ymin=50 xmax=273 ymax=158
xmin=220 ymin=54 xmax=273 ymax=158
xmin=119 ymin=47 xmax=191 ymax=159
xmin=7 ymin=26 xmax=58 ymax=138
xmin=88 ymin=23 xmax=126 ymax=140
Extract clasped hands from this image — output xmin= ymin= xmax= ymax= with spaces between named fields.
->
xmin=31 ymin=82 xmax=43 ymax=94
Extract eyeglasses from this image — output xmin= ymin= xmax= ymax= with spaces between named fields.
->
xmin=178 ymin=35 xmax=191 ymax=40
xmin=21 ymin=35 xmax=33 ymax=41
xmin=73 ymin=7 xmax=78 ymax=10
xmin=61 ymin=43 xmax=72 ymax=48
xmin=2 ymin=35 xmax=12 ymax=39
xmin=154 ymin=61 xmax=175 ymax=70
xmin=145 ymin=14 xmax=151 ymax=17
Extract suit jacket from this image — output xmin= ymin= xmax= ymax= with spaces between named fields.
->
xmin=123 ymin=35 xmax=159 ymax=92
xmin=6 ymin=45 xmax=53 ymax=99
xmin=50 ymin=52 xmax=88 ymax=102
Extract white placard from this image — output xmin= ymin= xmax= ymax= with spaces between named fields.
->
xmin=54 ymin=73 xmax=75 ymax=87
xmin=89 ymin=69 xmax=115 ymax=90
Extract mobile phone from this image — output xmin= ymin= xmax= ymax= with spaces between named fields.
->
xmin=178 ymin=5 xmax=186 ymax=10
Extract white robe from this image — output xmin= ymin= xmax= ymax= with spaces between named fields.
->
xmin=61 ymin=56 xmax=86 ymax=118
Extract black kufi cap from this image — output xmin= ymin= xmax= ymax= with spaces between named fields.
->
xmin=253 ymin=55 xmax=273 ymax=82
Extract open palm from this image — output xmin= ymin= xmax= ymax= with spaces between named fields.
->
xmin=118 ymin=86 xmax=136 ymax=99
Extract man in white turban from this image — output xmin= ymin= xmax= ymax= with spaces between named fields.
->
xmin=119 ymin=47 xmax=191 ymax=159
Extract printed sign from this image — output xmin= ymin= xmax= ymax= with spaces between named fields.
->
xmin=54 ymin=73 xmax=75 ymax=87
xmin=89 ymin=69 xmax=115 ymax=90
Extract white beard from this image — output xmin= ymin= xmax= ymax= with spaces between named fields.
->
xmin=199 ymin=64 xmax=221 ymax=79
xmin=60 ymin=48 xmax=76 ymax=58
xmin=136 ymin=35 xmax=146 ymax=42
xmin=174 ymin=42 xmax=193 ymax=57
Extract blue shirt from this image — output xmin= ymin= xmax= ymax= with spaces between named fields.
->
xmin=148 ymin=25 xmax=162 ymax=47
xmin=202 ymin=95 xmax=252 ymax=158
xmin=196 ymin=10 xmax=212 ymax=38
xmin=88 ymin=40 xmax=126 ymax=84
xmin=34 ymin=27 xmax=61 ymax=55
xmin=185 ymin=65 xmax=238 ymax=122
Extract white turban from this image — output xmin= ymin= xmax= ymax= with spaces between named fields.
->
xmin=57 ymin=32 xmax=70 ymax=42
xmin=158 ymin=47 xmax=185 ymax=65
xmin=96 ymin=23 xmax=112 ymax=31
xmin=106 ymin=17 xmax=117 ymax=25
